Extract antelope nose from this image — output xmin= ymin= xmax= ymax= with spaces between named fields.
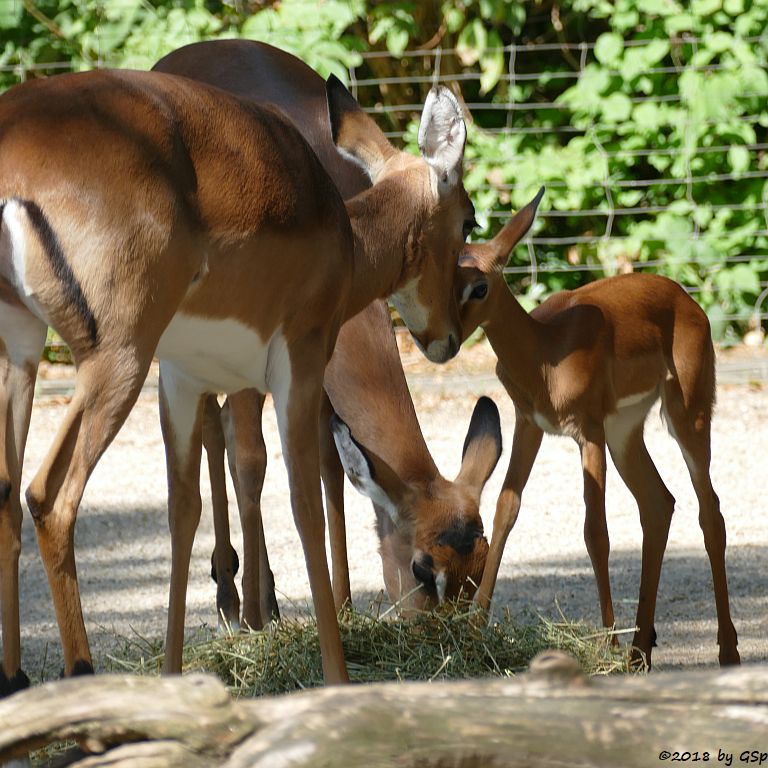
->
xmin=448 ymin=333 xmax=459 ymax=359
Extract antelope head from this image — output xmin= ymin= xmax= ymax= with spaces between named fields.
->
xmin=330 ymin=397 xmax=502 ymax=609
xmin=327 ymin=77 xmax=474 ymax=363
xmin=457 ymin=187 xmax=545 ymax=339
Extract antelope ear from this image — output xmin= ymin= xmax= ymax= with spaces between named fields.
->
xmin=330 ymin=414 xmax=413 ymax=529
xmin=455 ymin=397 xmax=502 ymax=492
xmin=418 ymin=87 xmax=467 ymax=197
xmin=459 ymin=187 xmax=545 ymax=273
xmin=327 ymin=74 xmax=395 ymax=182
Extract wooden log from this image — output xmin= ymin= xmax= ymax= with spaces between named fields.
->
xmin=0 ymin=674 xmax=253 ymax=765
xmin=0 ymin=653 xmax=766 ymax=768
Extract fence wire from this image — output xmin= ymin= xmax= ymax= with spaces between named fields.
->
xmin=350 ymin=38 xmax=768 ymax=333
xmin=1 ymin=13 xmax=767 ymax=335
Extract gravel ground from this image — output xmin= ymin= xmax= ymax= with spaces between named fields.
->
xmin=17 ymin=343 xmax=768 ymax=680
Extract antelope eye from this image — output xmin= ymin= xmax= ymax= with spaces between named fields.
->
xmin=470 ymin=282 xmax=488 ymax=300
xmin=412 ymin=559 xmax=436 ymax=587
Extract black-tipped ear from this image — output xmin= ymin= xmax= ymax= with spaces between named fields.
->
xmin=456 ymin=397 xmax=503 ymax=491
xmin=326 ymin=74 xmax=395 ymax=180
xmin=326 ymin=74 xmax=357 ymax=146
xmin=460 ymin=187 xmax=545 ymax=274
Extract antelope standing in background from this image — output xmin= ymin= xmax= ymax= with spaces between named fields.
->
xmin=458 ymin=190 xmax=740 ymax=667
xmin=155 ymin=40 xmax=498 ymax=627
xmin=0 ymin=63 xmax=471 ymax=690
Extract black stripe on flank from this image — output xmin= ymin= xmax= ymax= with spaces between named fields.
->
xmin=24 ymin=201 xmax=98 ymax=345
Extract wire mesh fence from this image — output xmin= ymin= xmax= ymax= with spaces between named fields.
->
xmin=350 ymin=39 xmax=768 ymax=335
xmin=1 ymin=4 xmax=767 ymax=341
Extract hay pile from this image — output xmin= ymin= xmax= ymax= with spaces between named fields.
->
xmin=107 ymin=601 xmax=638 ymax=697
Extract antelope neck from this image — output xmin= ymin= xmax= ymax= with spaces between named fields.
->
xmin=343 ymin=180 xmax=423 ymax=321
xmin=481 ymin=279 xmax=546 ymax=392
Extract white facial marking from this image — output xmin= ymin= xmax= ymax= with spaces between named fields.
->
xmin=460 ymin=281 xmax=477 ymax=305
xmin=435 ymin=570 xmax=448 ymax=603
xmin=156 ymin=314 xmax=275 ymax=394
xmin=390 ymin=278 xmax=428 ymax=335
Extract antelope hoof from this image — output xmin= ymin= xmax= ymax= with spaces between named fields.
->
xmin=61 ymin=659 xmax=94 ymax=677
xmin=719 ymin=647 xmax=741 ymax=666
xmin=0 ymin=668 xmax=30 ymax=698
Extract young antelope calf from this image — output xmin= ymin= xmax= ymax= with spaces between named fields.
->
xmin=458 ymin=190 xmax=740 ymax=667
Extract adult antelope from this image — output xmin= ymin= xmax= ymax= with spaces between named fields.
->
xmin=154 ymin=40 xmax=499 ymax=627
xmin=458 ymin=189 xmax=740 ymax=667
xmin=0 ymin=62 xmax=471 ymax=690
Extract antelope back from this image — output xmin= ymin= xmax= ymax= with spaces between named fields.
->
xmin=154 ymin=39 xmax=474 ymax=362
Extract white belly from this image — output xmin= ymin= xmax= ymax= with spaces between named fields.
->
xmin=532 ymin=411 xmax=561 ymax=435
xmin=156 ymin=313 xmax=278 ymax=394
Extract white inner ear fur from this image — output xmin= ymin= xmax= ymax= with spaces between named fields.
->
xmin=418 ymin=87 xmax=466 ymax=195
xmin=331 ymin=419 xmax=402 ymax=525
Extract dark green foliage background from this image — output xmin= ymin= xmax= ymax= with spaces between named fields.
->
xmin=1 ymin=0 xmax=766 ymax=340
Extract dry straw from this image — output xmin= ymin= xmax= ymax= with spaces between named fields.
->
xmin=107 ymin=599 xmax=639 ymax=697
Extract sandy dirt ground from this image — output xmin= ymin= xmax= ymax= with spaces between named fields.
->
xmin=16 ymin=342 xmax=768 ymax=681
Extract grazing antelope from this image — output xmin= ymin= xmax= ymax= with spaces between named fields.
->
xmin=0 ymin=63 xmax=471 ymax=690
xmin=154 ymin=40 xmax=499 ymax=627
xmin=458 ymin=189 xmax=740 ymax=667
xmin=205 ymin=302 xmax=503 ymax=629
xmin=327 ymin=303 xmax=502 ymax=609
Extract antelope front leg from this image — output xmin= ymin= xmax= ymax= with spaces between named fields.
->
xmin=272 ymin=343 xmax=347 ymax=684
xmin=475 ymin=413 xmax=542 ymax=611
xmin=0 ymin=311 xmax=46 ymax=694
xmin=580 ymin=430 xmax=616 ymax=635
xmin=26 ymin=351 xmax=151 ymax=677
xmin=320 ymin=393 xmax=351 ymax=611
xmin=159 ymin=364 xmax=205 ymax=674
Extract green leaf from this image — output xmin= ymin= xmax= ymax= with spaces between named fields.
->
xmin=479 ymin=30 xmax=504 ymax=94
xmin=692 ymin=0 xmax=722 ymax=15
xmin=601 ymin=92 xmax=632 ymax=122
xmin=386 ymin=27 xmax=409 ymax=56
xmin=594 ymin=32 xmax=623 ymax=65
xmin=457 ymin=18 xmax=487 ymax=67
xmin=637 ymin=0 xmax=683 ymax=14
xmin=728 ymin=145 xmax=751 ymax=175
xmin=0 ymin=0 xmax=23 ymax=30
xmin=664 ymin=12 xmax=695 ymax=34
xmin=443 ymin=5 xmax=464 ymax=33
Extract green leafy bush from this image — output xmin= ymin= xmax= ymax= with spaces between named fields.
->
xmin=1 ymin=0 xmax=766 ymax=340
